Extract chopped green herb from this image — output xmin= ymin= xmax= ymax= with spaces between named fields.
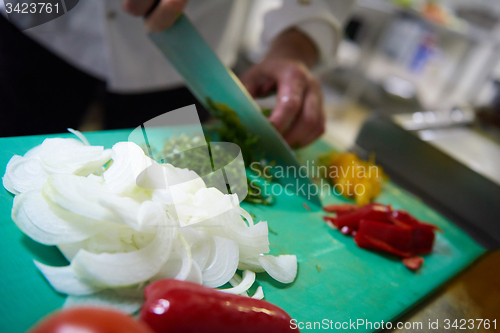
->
xmin=262 ymin=108 xmax=272 ymax=118
xmin=268 ymin=226 xmax=278 ymax=236
xmin=206 ymin=98 xmax=260 ymax=167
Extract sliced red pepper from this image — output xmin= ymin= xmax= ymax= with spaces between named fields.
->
xmin=412 ymin=225 xmax=435 ymax=255
xmin=391 ymin=210 xmax=420 ymax=226
xmin=323 ymin=217 xmax=356 ymax=235
xmin=354 ymin=219 xmax=415 ymax=258
xmin=355 ymin=234 xmax=413 ymax=258
xmin=323 ymin=203 xmax=438 ymax=267
xmin=323 ymin=204 xmax=359 ymax=215
xmin=418 ymin=221 xmax=441 ymax=232
xmin=334 ymin=203 xmax=392 ymax=231
xmin=323 ymin=216 xmax=336 ymax=227
xmin=340 ymin=226 xmax=355 ymax=235
xmin=402 ymin=256 xmax=424 ymax=270
xmin=391 ymin=211 xmax=441 ymax=231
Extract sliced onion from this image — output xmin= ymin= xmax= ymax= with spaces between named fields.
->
xmin=23 ymin=145 xmax=44 ymax=160
xmin=197 ymin=207 xmax=270 ymax=260
xmin=239 ymin=207 xmax=255 ymax=227
xmin=44 ymin=173 xmax=143 ymax=227
xmin=259 ymin=255 xmax=298 ymax=284
xmin=3 ymin=156 xmax=49 ymax=195
xmin=202 ymin=236 xmax=239 ymax=288
xmin=38 ymin=138 xmax=111 ymax=176
xmin=162 ymin=163 xmax=205 ymax=189
xmin=67 ymin=128 xmax=90 ymax=146
xmin=238 ymin=256 xmax=265 ymax=273
xmin=228 ymin=272 xmax=248 ymax=296
xmin=34 ymin=261 xmax=103 ymax=295
xmin=150 ymin=233 xmax=200 ymax=283
xmin=185 ymin=261 xmax=203 ymax=284
xmin=251 ymin=286 xmax=264 ymax=300
xmin=190 ymin=235 xmax=212 ymax=271
xmin=103 ymin=142 xmax=151 ymax=194
xmin=12 ymin=191 xmax=109 ymax=245
xmin=71 ymin=203 xmax=175 ymax=287
xmin=3 ymin=136 xmax=300 ymax=306
xmin=221 ymin=270 xmax=255 ymax=295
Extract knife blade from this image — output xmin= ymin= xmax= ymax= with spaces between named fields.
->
xmin=149 ymin=15 xmax=321 ymax=209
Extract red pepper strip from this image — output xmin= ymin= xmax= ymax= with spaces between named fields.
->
xmin=412 ymin=225 xmax=435 ymax=255
xmin=323 ymin=204 xmax=359 ymax=214
xmin=323 ymin=216 xmax=356 ymax=235
xmin=391 ymin=210 xmax=420 ymax=226
xmin=402 ymin=256 xmax=424 ymax=270
xmin=323 ymin=216 xmax=336 ymax=223
xmin=334 ymin=203 xmax=393 ymax=231
xmin=392 ymin=211 xmax=437 ymax=254
xmin=392 ymin=211 xmax=441 ymax=231
xmin=355 ymin=234 xmax=413 ymax=258
xmin=323 ymin=216 xmax=337 ymax=228
xmin=419 ymin=221 xmax=441 ymax=232
xmin=340 ymin=226 xmax=355 ymax=235
xmin=354 ymin=219 xmax=415 ymax=258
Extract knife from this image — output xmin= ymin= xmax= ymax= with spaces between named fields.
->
xmin=148 ymin=14 xmax=321 ymax=209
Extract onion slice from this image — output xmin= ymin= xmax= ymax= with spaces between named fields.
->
xmin=67 ymin=128 xmax=91 ymax=146
xmin=252 ymin=286 xmax=265 ymax=300
xmin=221 ymin=270 xmax=256 ymax=295
xmin=71 ymin=203 xmax=175 ymax=287
xmin=202 ymin=236 xmax=239 ymax=288
xmin=12 ymin=191 xmax=105 ymax=245
xmin=34 ymin=261 xmax=103 ymax=296
xmin=259 ymin=255 xmax=298 ymax=284
xmin=3 ymin=156 xmax=49 ymax=195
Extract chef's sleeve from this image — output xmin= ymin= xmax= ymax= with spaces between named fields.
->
xmin=253 ymin=0 xmax=355 ymax=69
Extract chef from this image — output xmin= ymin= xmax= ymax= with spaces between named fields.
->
xmin=0 ymin=0 xmax=353 ymax=146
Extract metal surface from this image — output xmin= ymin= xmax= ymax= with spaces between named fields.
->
xmin=392 ymin=108 xmax=475 ymax=131
xmin=149 ymin=15 xmax=321 ymax=208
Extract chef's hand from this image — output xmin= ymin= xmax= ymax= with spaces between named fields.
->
xmin=122 ymin=0 xmax=188 ymax=32
xmin=240 ymin=29 xmax=325 ymax=148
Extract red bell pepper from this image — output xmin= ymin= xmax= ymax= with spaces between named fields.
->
xmin=412 ymin=224 xmax=435 ymax=255
xmin=354 ymin=219 xmax=415 ymax=258
xmin=390 ymin=210 xmax=420 ymax=226
xmin=323 ymin=203 xmax=439 ymax=270
xmin=323 ymin=204 xmax=359 ymax=215
xmin=402 ymin=256 xmax=425 ymax=270
xmin=331 ymin=203 xmax=392 ymax=232
xmin=140 ymin=279 xmax=295 ymax=333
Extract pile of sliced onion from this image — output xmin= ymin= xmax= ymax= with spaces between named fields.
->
xmin=3 ymin=130 xmax=297 ymax=312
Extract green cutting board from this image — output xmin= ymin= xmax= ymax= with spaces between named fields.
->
xmin=0 ymin=128 xmax=485 ymax=332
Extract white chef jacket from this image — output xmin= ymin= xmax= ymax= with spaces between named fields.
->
xmin=1 ymin=0 xmax=353 ymax=93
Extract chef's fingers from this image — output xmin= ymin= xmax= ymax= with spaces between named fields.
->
xmin=283 ymin=77 xmax=325 ymax=147
xmin=145 ymin=0 xmax=188 ymax=32
xmin=240 ymin=68 xmax=268 ymax=97
xmin=300 ymin=105 xmax=325 ymax=147
xmin=122 ymin=0 xmax=156 ymax=16
xmin=240 ymin=68 xmax=275 ymax=98
xmin=300 ymin=78 xmax=325 ymax=147
xmin=269 ymin=63 xmax=308 ymax=134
